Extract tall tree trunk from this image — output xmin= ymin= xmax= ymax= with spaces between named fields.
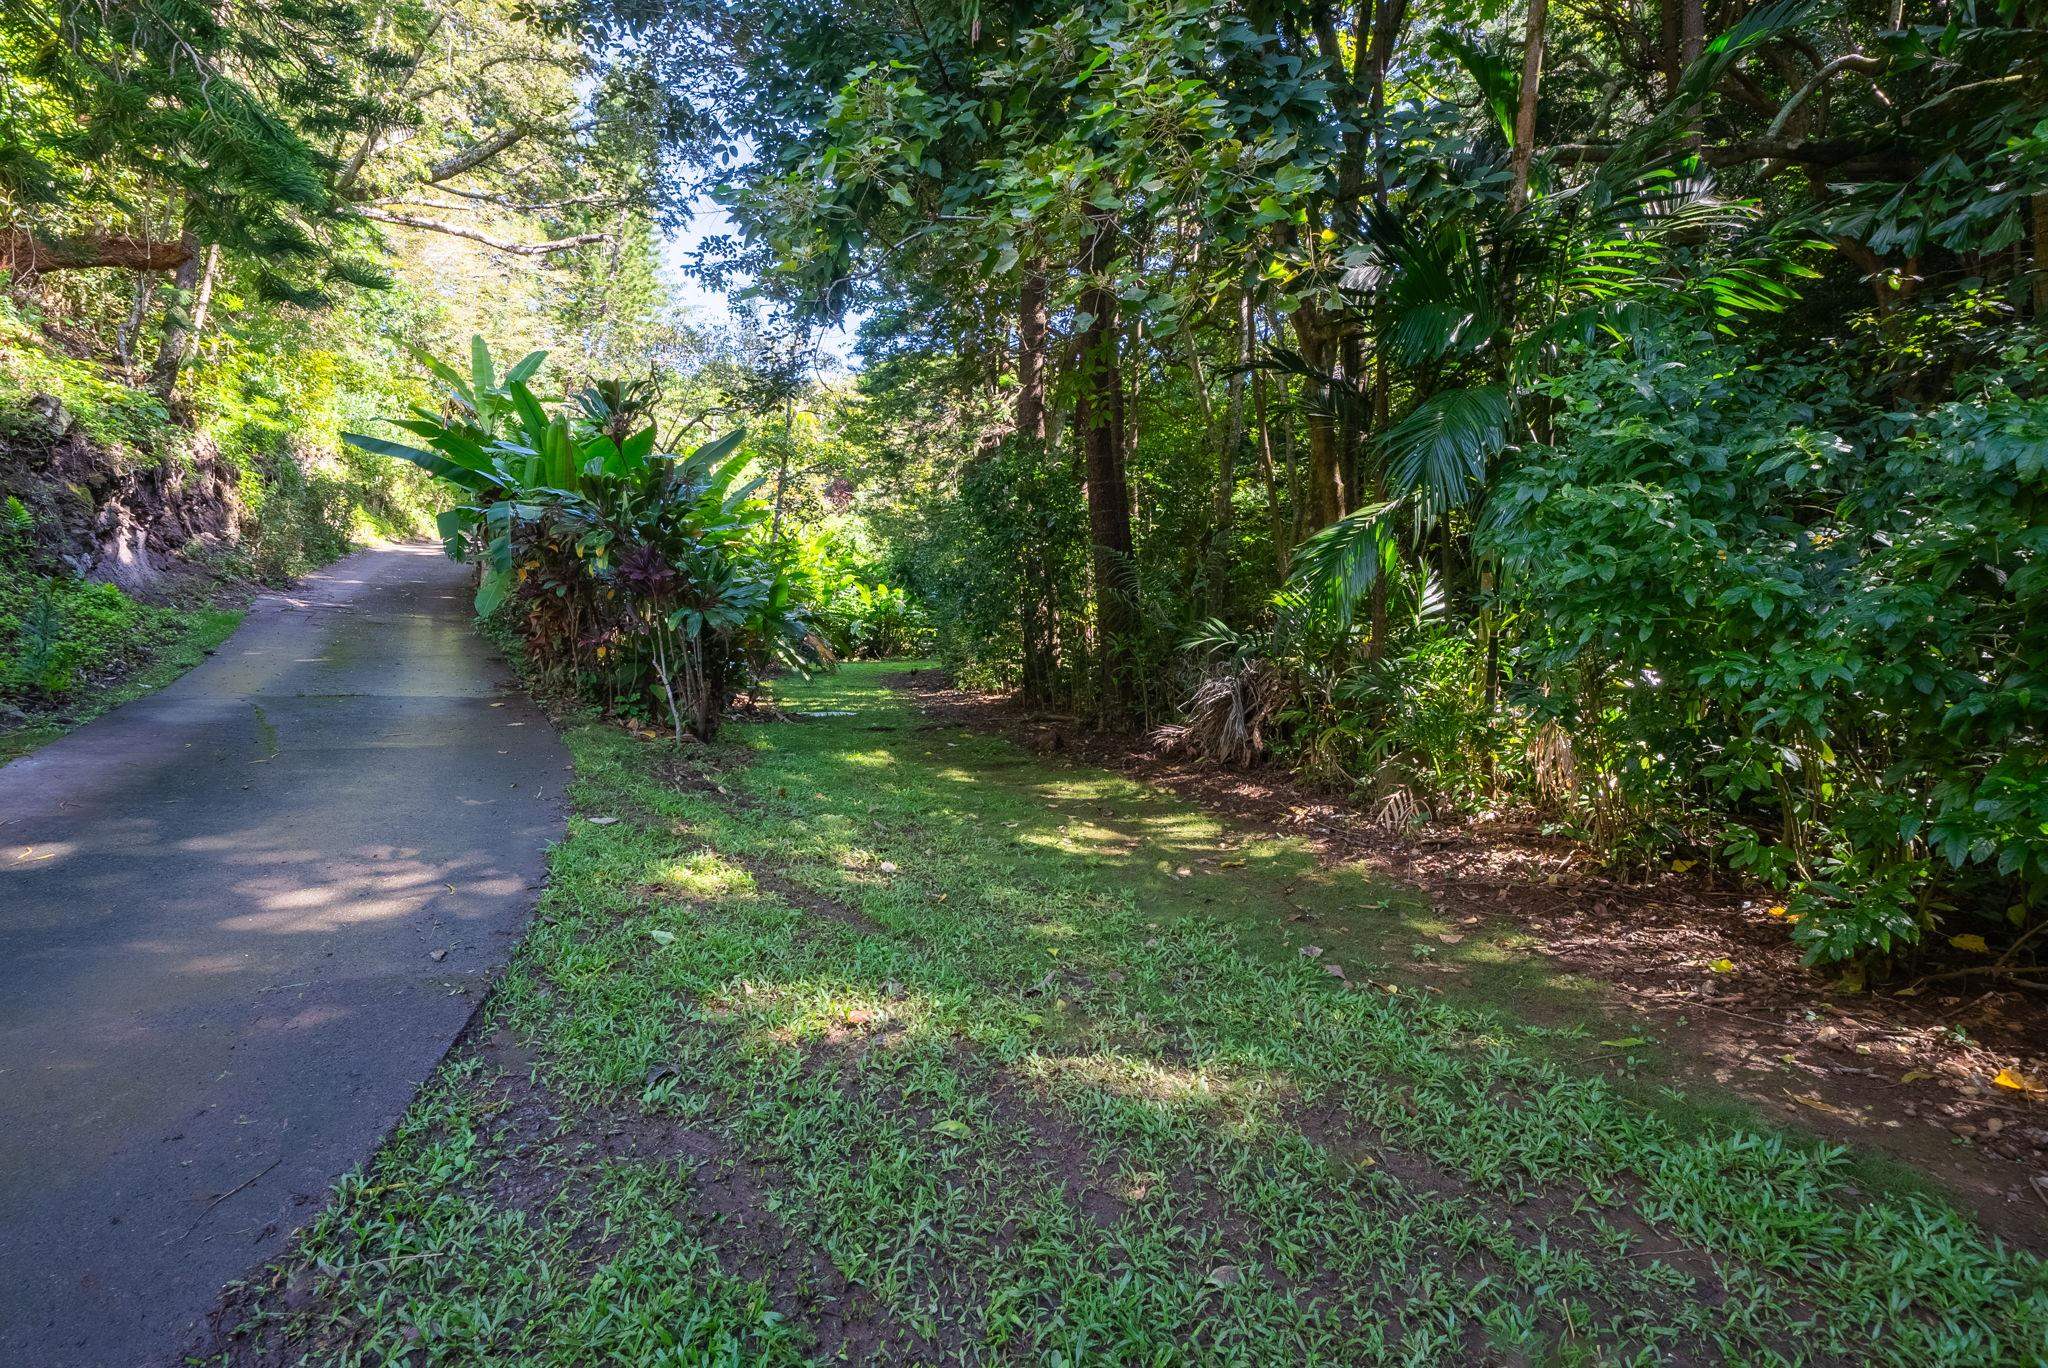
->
xmin=1215 ymin=290 xmax=1249 ymax=537
xmin=1508 ymin=0 xmax=1550 ymax=213
xmin=150 ymin=234 xmax=220 ymax=399
xmin=117 ymin=272 xmax=160 ymax=373
xmin=1364 ymin=0 xmax=1411 ymax=215
xmin=1371 ymin=354 xmax=1395 ymax=652
xmin=1077 ymin=215 xmax=1137 ymax=726
xmin=1195 ymin=293 xmax=1250 ymax=609
xmin=1250 ymin=347 xmax=1287 ymax=584
xmin=2033 ymin=193 xmax=2048 ymax=318
xmin=1016 ymin=267 xmax=1050 ymax=441
xmin=1658 ymin=0 xmax=1682 ymax=100
xmin=1679 ymin=0 xmax=1704 ymax=68
xmin=1016 ymin=266 xmax=1055 ymax=704
xmin=1292 ymin=301 xmax=1347 ymax=530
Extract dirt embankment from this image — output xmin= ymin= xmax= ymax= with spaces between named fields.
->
xmin=1 ymin=393 xmax=239 ymax=593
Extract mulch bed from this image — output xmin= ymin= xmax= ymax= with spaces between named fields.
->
xmin=888 ymin=667 xmax=2048 ymax=1250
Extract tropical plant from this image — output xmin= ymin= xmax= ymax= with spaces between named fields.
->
xmin=346 ymin=337 xmax=824 ymax=740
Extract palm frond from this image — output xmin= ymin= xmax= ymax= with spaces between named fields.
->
xmin=1288 ymin=499 xmax=1402 ymax=628
xmin=1381 ymin=385 xmax=1511 ymax=517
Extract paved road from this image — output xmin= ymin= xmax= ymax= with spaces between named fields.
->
xmin=0 ymin=544 xmax=566 ymax=1366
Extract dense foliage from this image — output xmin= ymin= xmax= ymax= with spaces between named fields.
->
xmin=355 ymin=340 xmax=828 ymax=739
xmin=0 ymin=0 xmax=709 ymax=731
xmin=6 ymin=0 xmax=2044 ymax=970
xmin=584 ymin=0 xmax=2048 ymax=972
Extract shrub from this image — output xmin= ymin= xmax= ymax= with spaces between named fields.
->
xmin=349 ymin=339 xmax=825 ymax=740
xmin=1486 ymin=324 xmax=2048 ymax=964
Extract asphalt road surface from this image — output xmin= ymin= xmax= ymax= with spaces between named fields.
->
xmin=0 ymin=543 xmax=566 ymax=1366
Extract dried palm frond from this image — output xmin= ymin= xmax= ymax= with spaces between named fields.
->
xmin=1369 ymin=784 xmax=1424 ymax=833
xmin=1153 ymin=660 xmax=1291 ymax=767
xmin=1528 ymin=719 xmax=1576 ymax=806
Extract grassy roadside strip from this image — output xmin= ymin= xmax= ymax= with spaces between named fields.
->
xmin=1 ymin=596 xmax=245 ymax=764
xmin=206 ymin=663 xmax=2048 ymax=1365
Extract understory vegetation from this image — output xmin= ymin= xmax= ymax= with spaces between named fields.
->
xmin=214 ymin=665 xmax=2047 ymax=1365
xmin=0 ymin=499 xmax=242 ymax=755
xmin=550 ymin=0 xmax=2048 ymax=976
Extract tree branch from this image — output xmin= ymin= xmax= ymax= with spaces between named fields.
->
xmin=1 ymin=230 xmax=192 ymax=276
xmin=351 ymin=207 xmax=605 ymax=256
xmin=1765 ymin=53 xmax=1884 ymax=143
xmin=426 ymin=125 xmax=534 ymax=184
xmin=1548 ymin=138 xmax=1921 ymax=178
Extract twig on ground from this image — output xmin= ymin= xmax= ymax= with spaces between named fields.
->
xmin=177 ymin=1157 xmax=282 ymax=1241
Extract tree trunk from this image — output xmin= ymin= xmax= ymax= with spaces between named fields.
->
xmin=1016 ymin=267 xmax=1050 ymax=442
xmin=1364 ymin=0 xmax=1411 ymax=215
xmin=1658 ymin=0 xmax=1682 ymax=100
xmin=1366 ymin=352 xmax=1393 ymax=658
xmin=117 ymin=272 xmax=160 ymax=373
xmin=150 ymin=236 xmax=221 ymax=399
xmin=0 ymin=230 xmax=192 ymax=278
xmin=2033 ymin=193 xmax=2048 ymax=318
xmin=1251 ymin=350 xmax=1287 ymax=584
xmin=1508 ymin=0 xmax=1550 ymax=213
xmin=1292 ymin=301 xmax=1347 ymax=530
xmin=1204 ymin=292 xmax=1253 ymax=577
xmin=1077 ymin=215 xmax=1137 ymax=726
xmin=1016 ymin=267 xmax=1057 ymax=703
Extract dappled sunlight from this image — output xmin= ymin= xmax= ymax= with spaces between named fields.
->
xmin=272 ymin=664 xmax=2048 ymax=1366
xmin=653 ymin=850 xmax=751 ymax=898
xmin=1024 ymin=1047 xmax=1275 ymax=1115
xmin=174 ymin=952 xmax=257 ymax=976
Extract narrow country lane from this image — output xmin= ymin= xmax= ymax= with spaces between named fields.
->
xmin=0 ymin=543 xmax=566 ymax=1366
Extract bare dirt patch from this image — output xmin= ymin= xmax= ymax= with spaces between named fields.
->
xmin=888 ymin=667 xmax=2048 ymax=1250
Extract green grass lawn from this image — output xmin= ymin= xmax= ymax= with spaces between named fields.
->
xmin=212 ymin=663 xmax=2048 ymax=1366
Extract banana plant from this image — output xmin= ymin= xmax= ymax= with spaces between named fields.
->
xmin=344 ymin=336 xmax=750 ymax=615
xmin=345 ymin=337 xmax=818 ymax=741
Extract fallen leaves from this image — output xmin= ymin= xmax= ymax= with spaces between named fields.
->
xmin=1992 ymin=1067 xmax=2043 ymax=1094
xmin=1707 ymin=958 xmax=1736 ymax=974
xmin=930 ymin=1118 xmax=971 ymax=1140
xmin=1949 ymin=933 xmax=1990 ymax=954
xmin=1785 ymin=1090 xmax=1858 ymax=1120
